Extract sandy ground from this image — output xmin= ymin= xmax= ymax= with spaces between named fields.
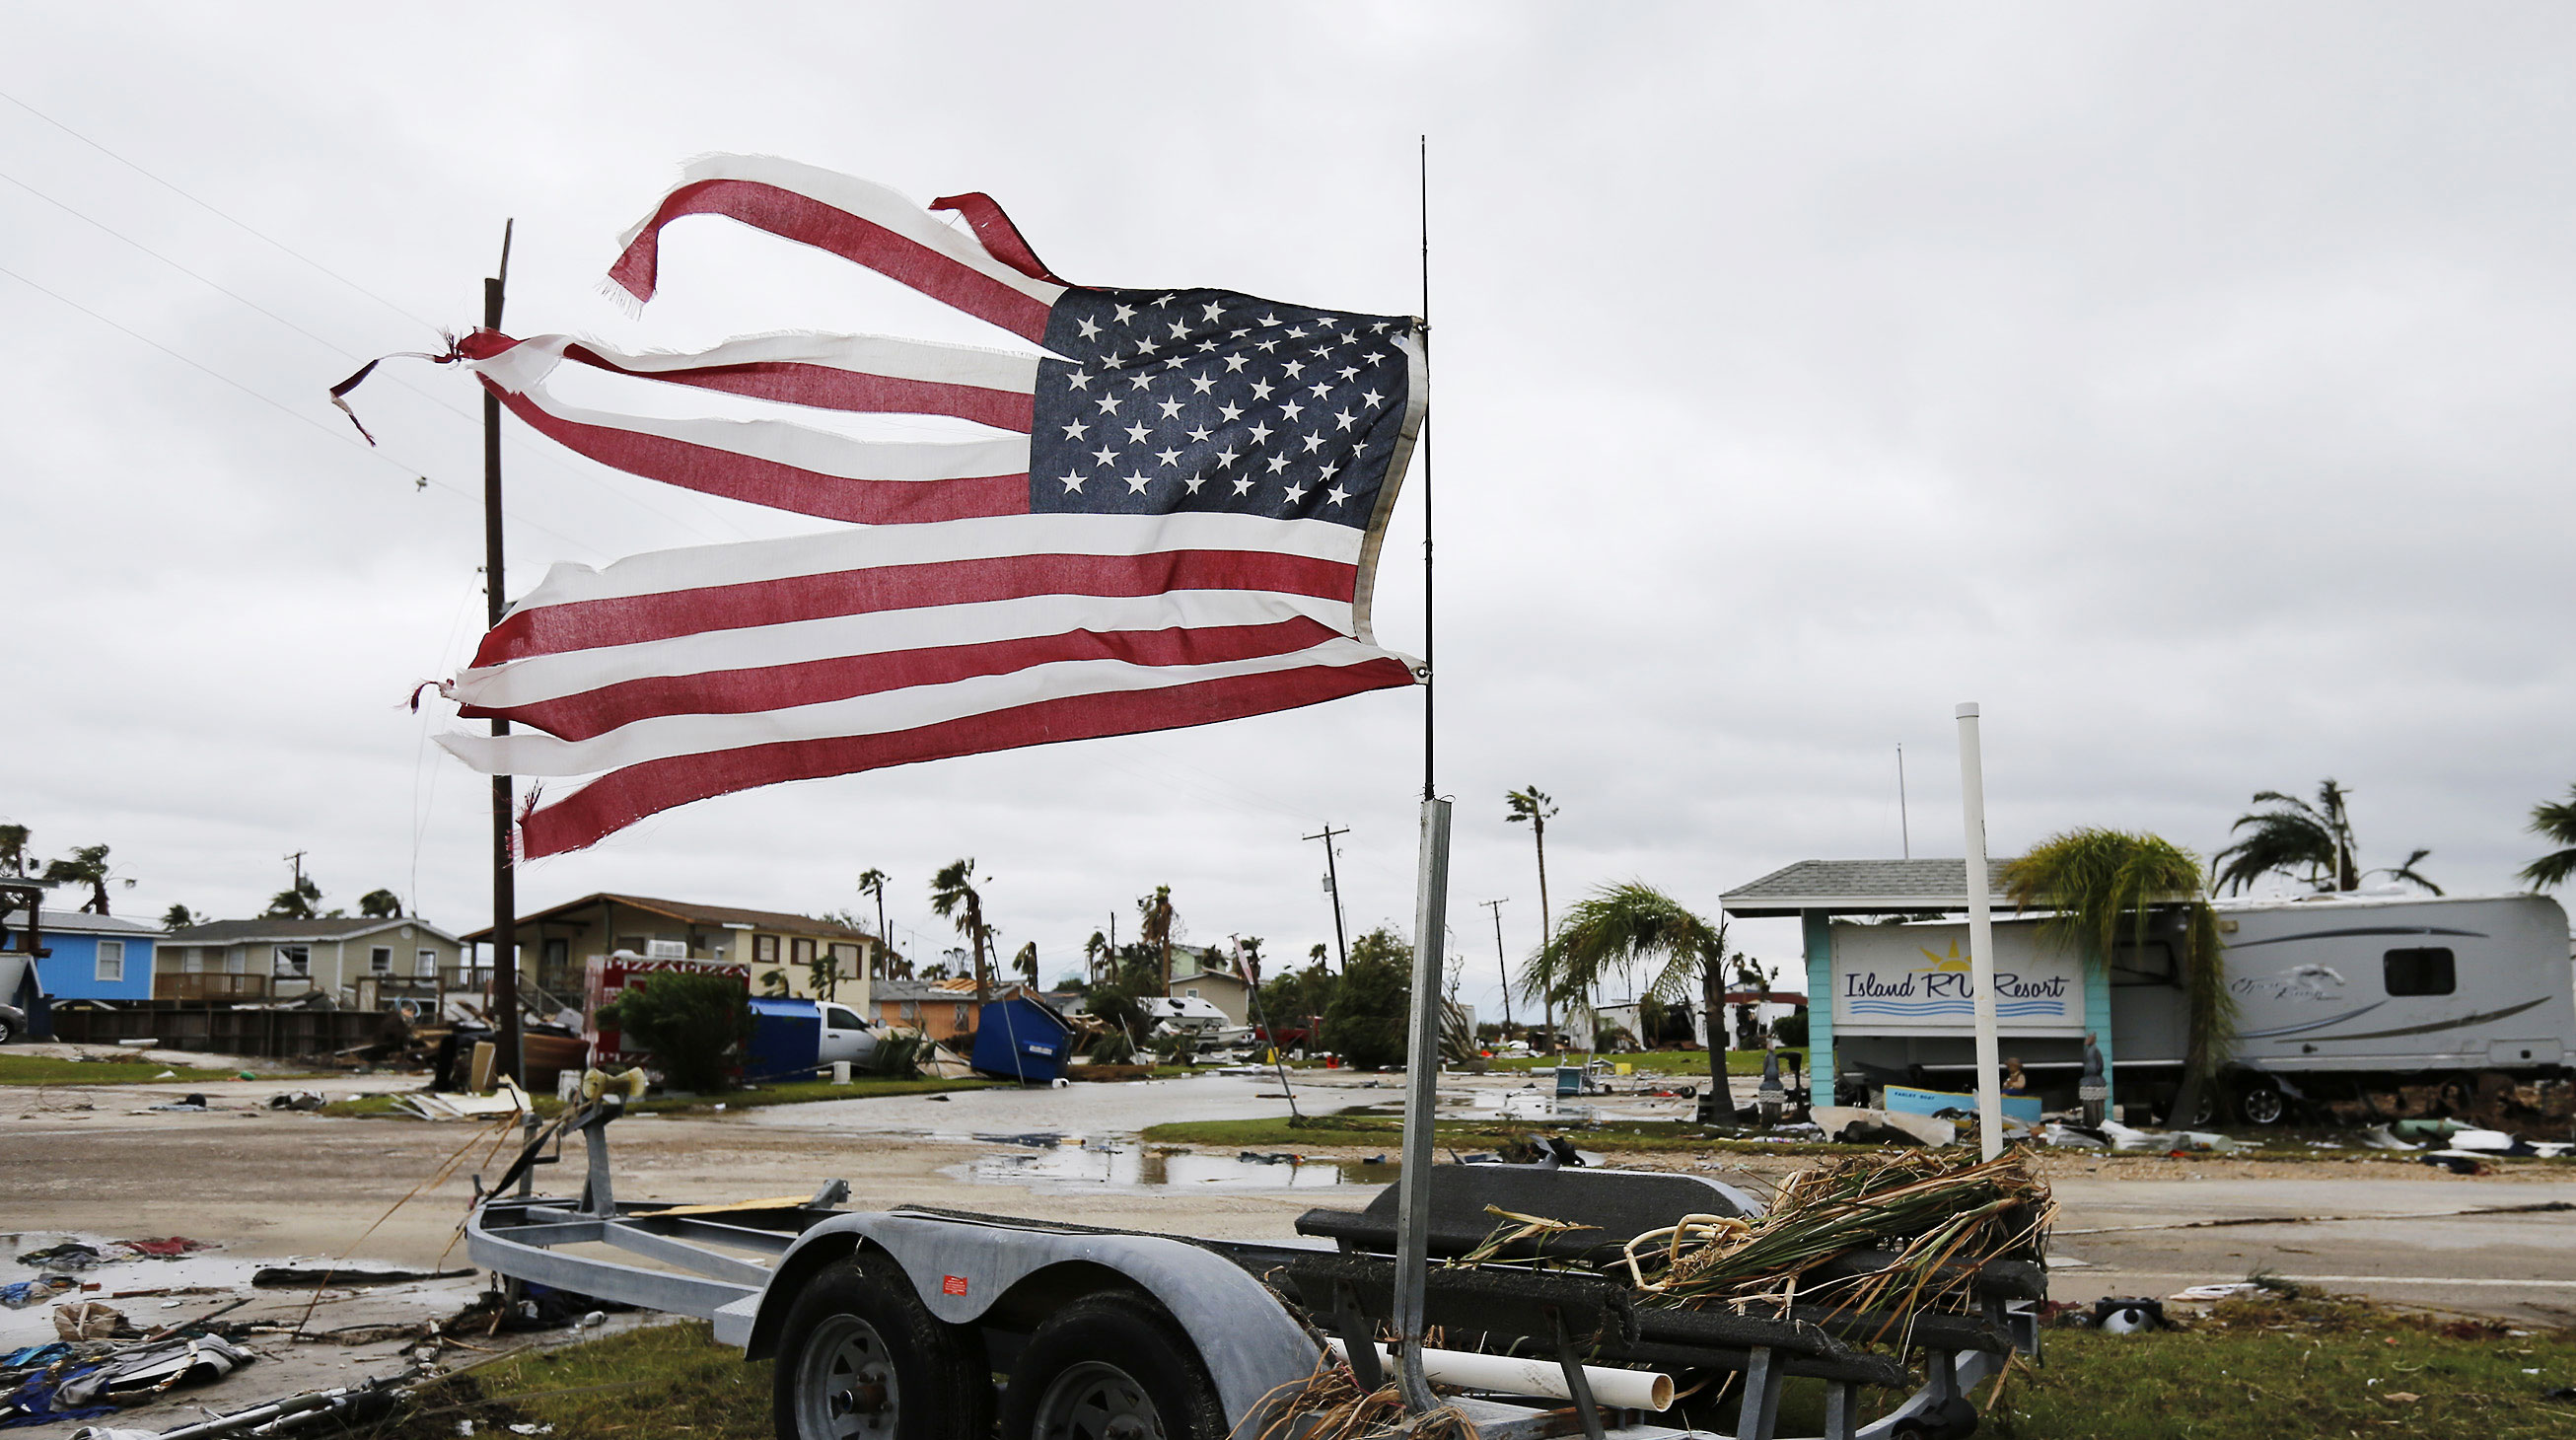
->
xmin=5 ymin=1060 xmax=2572 ymax=1434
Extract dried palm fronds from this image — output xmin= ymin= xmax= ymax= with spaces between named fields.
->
xmin=1445 ymin=1205 xmax=1599 ymax=1267
xmin=1253 ymin=1353 xmax=1482 ymax=1440
xmin=1633 ymin=1149 xmax=2053 ymax=1318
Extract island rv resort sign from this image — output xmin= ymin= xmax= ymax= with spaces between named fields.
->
xmin=1827 ymin=919 xmax=2085 ymax=1037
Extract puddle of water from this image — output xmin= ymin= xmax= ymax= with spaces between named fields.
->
xmin=962 ymin=1139 xmax=1397 ymax=1189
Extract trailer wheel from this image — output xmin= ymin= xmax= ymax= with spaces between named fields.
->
xmin=999 ymin=1292 xmax=1224 ymax=1440
xmin=774 ymin=1252 xmax=989 ymax=1440
xmin=2236 ymin=1079 xmax=2287 ymax=1126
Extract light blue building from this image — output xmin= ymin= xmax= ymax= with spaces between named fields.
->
xmin=6 ymin=910 xmax=165 ymax=1002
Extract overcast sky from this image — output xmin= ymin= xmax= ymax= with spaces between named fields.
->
xmin=9 ymin=4 xmax=2574 ymax=1019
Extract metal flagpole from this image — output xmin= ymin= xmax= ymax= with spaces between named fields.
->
xmin=1393 ymin=133 xmax=1451 ymax=1417
xmin=484 ymin=220 xmax=522 ymax=1084
xmin=1956 ymin=703 xmax=2003 ymax=1161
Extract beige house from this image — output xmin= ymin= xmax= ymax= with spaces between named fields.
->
xmin=158 ymin=917 xmax=466 ymax=1007
xmin=1168 ymin=951 xmax=1254 ymax=1026
xmin=463 ymin=893 xmax=881 ymax=1009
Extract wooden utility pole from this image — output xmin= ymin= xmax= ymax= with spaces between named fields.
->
xmin=483 ymin=220 xmax=521 ymax=1083
xmin=1303 ymin=824 xmax=1350 ymax=970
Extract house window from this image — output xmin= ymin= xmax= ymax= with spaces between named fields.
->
xmin=754 ymin=935 xmax=779 ymax=964
xmin=829 ymin=942 xmax=859 ymax=977
xmin=416 ymin=949 xmax=439 ymax=977
xmin=953 ymin=1004 xmax=970 ymax=1030
xmin=2385 ymin=948 xmax=2456 ymax=997
xmin=371 ymin=946 xmax=394 ymax=974
xmin=224 ymin=951 xmax=246 ymax=975
xmin=900 ymin=1001 xmax=921 ymax=1023
xmin=272 ymin=945 xmax=311 ymax=978
xmin=182 ymin=947 xmax=206 ymax=974
xmin=1185 ymin=987 xmax=1199 ymax=998
xmin=97 ymin=940 xmax=124 ymax=983
xmin=791 ymin=938 xmax=817 ymax=969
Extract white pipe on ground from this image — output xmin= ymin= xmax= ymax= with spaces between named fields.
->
xmin=1325 ymin=1339 xmax=1674 ymax=1411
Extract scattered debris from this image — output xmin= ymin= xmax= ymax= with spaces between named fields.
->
xmin=54 ymin=1301 xmax=136 ymax=1342
xmin=264 ymin=1092 xmax=328 ymax=1112
xmin=1 ymin=1276 xmax=80 ymax=1309
xmin=2169 ymin=1282 xmax=2263 ymax=1302
xmin=250 ymin=1265 xmax=475 ymax=1289
xmin=18 ymin=1241 xmax=107 ymax=1269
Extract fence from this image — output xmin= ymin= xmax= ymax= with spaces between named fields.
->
xmin=50 ymin=1002 xmax=388 ymax=1058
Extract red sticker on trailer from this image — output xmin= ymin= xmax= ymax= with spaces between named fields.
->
xmin=942 ymin=1274 xmax=968 ymax=1296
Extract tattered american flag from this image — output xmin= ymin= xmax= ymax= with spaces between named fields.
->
xmin=435 ymin=156 xmax=1425 ymax=858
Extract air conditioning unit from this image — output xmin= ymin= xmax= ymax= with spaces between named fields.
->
xmin=646 ymin=939 xmax=687 ymax=960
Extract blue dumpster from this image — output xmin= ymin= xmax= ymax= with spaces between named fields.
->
xmin=970 ymin=994 xmax=1073 ymax=1085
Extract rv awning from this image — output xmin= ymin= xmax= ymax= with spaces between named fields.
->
xmin=1720 ymin=859 xmax=2010 ymax=918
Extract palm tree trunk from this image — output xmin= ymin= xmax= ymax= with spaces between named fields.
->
xmin=1534 ymin=822 xmax=1554 ymax=1052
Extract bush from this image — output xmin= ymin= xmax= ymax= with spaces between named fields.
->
xmin=1322 ymin=948 xmax=1410 ymax=1069
xmin=1773 ymin=1008 xmax=1810 ymax=1049
xmin=599 ymin=972 xmax=751 ymax=1093
xmin=868 ymin=1031 xmax=927 ymax=1079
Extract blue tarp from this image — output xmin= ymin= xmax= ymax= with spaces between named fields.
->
xmin=970 ymin=995 xmax=1072 ymax=1084
xmin=1884 ymin=1083 xmax=2043 ymax=1124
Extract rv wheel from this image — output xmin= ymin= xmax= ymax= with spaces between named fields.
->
xmin=2236 ymin=1080 xmax=2286 ymax=1126
xmin=774 ymin=1251 xmax=990 ymax=1440
xmin=1001 ymin=1291 xmax=1224 ymax=1440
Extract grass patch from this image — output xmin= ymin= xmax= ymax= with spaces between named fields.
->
xmin=1141 ymin=1113 xmax=1851 ymax=1155
xmin=1977 ymin=1290 xmax=2576 ymax=1439
xmin=377 ymin=1321 xmax=772 ymax=1440
xmin=0 ymin=1052 xmax=250 ymax=1085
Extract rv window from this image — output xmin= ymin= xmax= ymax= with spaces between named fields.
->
xmin=2110 ymin=942 xmax=2177 ymax=987
xmin=2384 ymin=948 xmax=2456 ymax=996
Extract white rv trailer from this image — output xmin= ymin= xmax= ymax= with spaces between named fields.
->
xmin=1825 ymin=892 xmax=2573 ymax=1123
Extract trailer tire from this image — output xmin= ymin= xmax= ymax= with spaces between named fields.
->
xmin=773 ymin=1251 xmax=990 ymax=1440
xmin=999 ymin=1291 xmax=1224 ymax=1440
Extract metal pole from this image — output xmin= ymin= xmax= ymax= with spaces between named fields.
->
xmin=1237 ymin=938 xmax=1301 ymax=1122
xmin=1897 ymin=743 xmax=1910 ymax=860
xmin=1481 ymin=898 xmax=1513 ymax=1035
xmin=1392 ymin=796 xmax=1452 ymax=1412
xmin=484 ymin=219 xmax=521 ymax=1085
xmin=1955 ymin=703 xmax=2003 ymax=1161
xmin=1417 ymin=132 xmax=1433 ymax=804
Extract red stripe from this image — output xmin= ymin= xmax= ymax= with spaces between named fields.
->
xmin=519 ymin=657 xmax=1418 ymax=858
xmin=465 ymin=616 xmax=1345 ymax=742
xmin=607 ymin=179 xmax=1053 ymax=341
xmin=485 ymin=380 xmax=1029 ymax=526
xmin=560 ymin=343 xmax=1035 ymax=433
xmin=928 ymin=192 xmax=1067 ymax=284
xmin=476 ymin=550 xmax=1359 ymax=667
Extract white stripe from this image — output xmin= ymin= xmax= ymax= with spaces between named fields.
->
xmin=440 ymin=636 xmax=1401 ymax=776
xmin=624 ymin=155 xmax=1068 ymax=311
xmin=455 ymin=590 xmax=1359 ymax=709
xmin=548 ymin=330 xmax=1045 ymax=395
xmin=502 ymin=513 xmax=1369 ymax=614
xmin=475 ymin=339 xmax=1031 ymax=481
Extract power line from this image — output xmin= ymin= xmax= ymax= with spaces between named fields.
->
xmin=0 ymin=260 xmax=601 ymax=558
xmin=0 ymin=86 xmax=439 ymax=334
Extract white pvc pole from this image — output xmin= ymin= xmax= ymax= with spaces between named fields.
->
xmin=1328 ymin=1339 xmax=1675 ymax=1412
xmin=1956 ymin=702 xmax=2004 ymax=1162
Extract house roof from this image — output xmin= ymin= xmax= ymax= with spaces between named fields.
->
xmin=15 ymin=910 xmax=165 ymax=938
xmin=1169 ymin=965 xmax=1249 ymax=988
xmin=873 ymin=976 xmax=984 ymax=1001
xmin=460 ymin=893 xmax=879 ymax=945
xmin=1720 ymin=860 xmax=2010 ymax=917
xmin=168 ymin=916 xmax=463 ymax=945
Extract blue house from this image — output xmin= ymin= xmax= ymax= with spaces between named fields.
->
xmin=4 ymin=911 xmax=164 ymax=1002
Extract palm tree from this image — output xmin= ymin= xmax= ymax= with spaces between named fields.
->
xmin=2369 ymin=849 xmax=2443 ymax=896
xmin=928 ymin=859 xmax=994 ymax=1001
xmin=856 ymin=868 xmax=892 ymax=975
xmin=2214 ymin=780 xmax=2356 ymax=893
xmin=1137 ymin=885 xmax=1178 ymax=993
xmin=0 ymin=825 xmax=30 ymax=879
xmin=1532 ymin=882 xmax=1730 ymax=1092
xmin=42 ymin=844 xmax=129 ymax=916
xmin=359 ymin=889 xmax=403 ymax=918
xmin=2002 ymin=828 xmax=2238 ymax=1125
xmin=263 ymin=876 xmax=322 ymax=920
xmin=1084 ymin=931 xmax=1111 ymax=986
xmin=1504 ymin=786 xmax=1559 ymax=1048
xmin=2522 ymin=786 xmax=2576 ymax=890
xmin=1012 ymin=941 xmax=1038 ymax=988
xmin=162 ymin=902 xmax=197 ymax=930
